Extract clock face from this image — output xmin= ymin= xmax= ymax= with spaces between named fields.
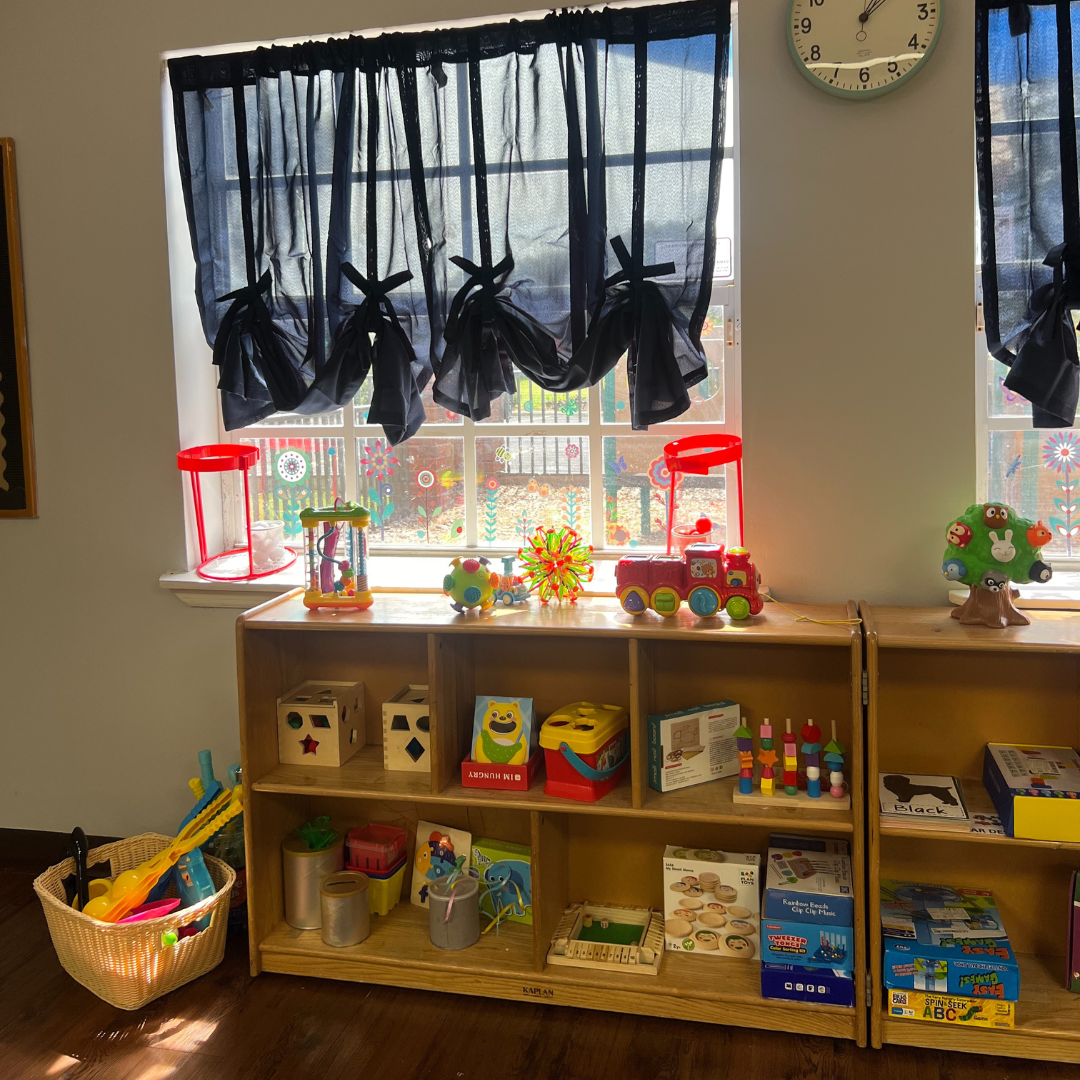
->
xmin=788 ymin=0 xmax=943 ymax=99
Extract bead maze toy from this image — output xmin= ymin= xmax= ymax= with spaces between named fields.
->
xmin=301 ymin=500 xmax=373 ymax=610
xmin=277 ymin=679 xmax=365 ymax=767
xmin=732 ymin=718 xmax=850 ymax=810
xmin=615 ymin=543 xmax=763 ymax=620
xmin=443 ymin=556 xmax=499 ymax=613
xmin=518 ymin=526 xmax=593 ymax=603
xmin=546 ymin=902 xmax=665 ymax=975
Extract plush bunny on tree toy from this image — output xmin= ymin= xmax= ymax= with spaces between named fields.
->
xmin=942 ymin=503 xmax=1053 ymax=628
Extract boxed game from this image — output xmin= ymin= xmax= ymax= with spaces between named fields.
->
xmin=760 ymin=919 xmax=854 ymax=971
xmin=880 ymin=881 xmax=1020 ymax=1000
xmin=1068 ymin=869 xmax=1080 ymax=993
xmin=662 ymin=846 xmax=761 ymax=958
xmin=764 ymin=834 xmax=854 ymax=925
xmin=887 ymin=989 xmax=1014 ymax=1029
xmin=470 ymin=837 xmax=532 ymax=926
xmin=983 ymin=743 xmax=1080 ymax=841
xmin=647 ymin=700 xmax=740 ymax=793
xmin=760 ymin=964 xmax=855 ymax=1007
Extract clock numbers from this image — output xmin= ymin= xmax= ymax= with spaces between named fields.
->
xmin=788 ymin=0 xmax=941 ymax=98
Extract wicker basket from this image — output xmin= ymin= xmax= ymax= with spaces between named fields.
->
xmin=33 ymin=832 xmax=235 ymax=1010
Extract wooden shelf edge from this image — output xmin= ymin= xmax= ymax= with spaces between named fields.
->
xmin=258 ymin=946 xmax=858 ymax=1039
xmin=881 ymin=1014 xmax=1080 ymax=1063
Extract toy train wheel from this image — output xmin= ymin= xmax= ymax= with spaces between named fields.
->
xmin=650 ymin=587 xmax=681 ymax=617
xmin=619 ymin=585 xmax=649 ymax=615
xmin=687 ymin=586 xmax=720 ymax=618
xmin=500 ymin=591 xmax=516 ymax=606
xmin=725 ymin=595 xmax=752 ymax=620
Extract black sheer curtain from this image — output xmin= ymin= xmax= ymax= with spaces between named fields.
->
xmin=976 ymin=0 xmax=1080 ymax=426
xmin=169 ymin=1 xmax=731 ymax=442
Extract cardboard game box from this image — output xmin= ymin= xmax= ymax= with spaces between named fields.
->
xmin=662 ymin=846 xmax=761 ymax=958
xmin=1068 ymin=869 xmax=1080 ymax=993
xmin=760 ymin=919 xmax=854 ymax=971
xmin=887 ymin=988 xmax=1015 ymax=1029
xmin=647 ymin=700 xmax=740 ymax=793
xmin=983 ymin=743 xmax=1080 ymax=841
xmin=880 ymin=881 xmax=1020 ymax=999
xmin=470 ymin=837 xmax=532 ymax=926
xmin=764 ymin=834 xmax=854 ymax=926
xmin=760 ymin=964 xmax=855 ymax=1007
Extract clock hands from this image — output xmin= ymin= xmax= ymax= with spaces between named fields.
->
xmin=860 ymin=0 xmax=893 ymax=22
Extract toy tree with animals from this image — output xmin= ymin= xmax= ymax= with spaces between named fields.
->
xmin=942 ymin=503 xmax=1053 ymax=628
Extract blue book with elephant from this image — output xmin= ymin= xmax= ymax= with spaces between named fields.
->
xmin=471 ymin=837 xmax=532 ymax=925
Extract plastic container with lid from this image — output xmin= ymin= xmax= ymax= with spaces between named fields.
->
xmin=539 ymin=702 xmax=630 ymax=802
xmin=346 ymin=823 xmax=408 ymax=873
xmin=364 ymin=853 xmax=407 ymax=915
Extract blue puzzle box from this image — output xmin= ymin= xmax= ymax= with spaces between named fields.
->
xmin=764 ymin=834 xmax=853 ymax=926
xmin=760 ymin=918 xmax=854 ymax=971
xmin=881 ymin=881 xmax=1020 ymax=1000
xmin=760 ymin=964 xmax=855 ymax=1007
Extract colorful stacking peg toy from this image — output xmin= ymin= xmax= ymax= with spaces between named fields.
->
xmin=735 ymin=722 xmax=754 ymax=795
xmin=824 ymin=719 xmax=845 ymax=800
xmin=800 ymin=720 xmax=823 ymax=799
xmin=757 ymin=719 xmax=777 ymax=796
xmin=782 ymin=719 xmax=798 ymax=796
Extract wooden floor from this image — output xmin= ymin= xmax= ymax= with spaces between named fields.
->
xmin=2 ymin=867 xmax=1075 ymax=1080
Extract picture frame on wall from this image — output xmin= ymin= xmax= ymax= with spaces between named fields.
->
xmin=0 ymin=138 xmax=36 ymax=517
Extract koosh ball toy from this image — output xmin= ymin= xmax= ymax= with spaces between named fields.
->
xmin=942 ymin=502 xmax=1053 ymax=628
xmin=444 ymin=556 xmax=499 ymax=613
xmin=518 ymin=526 xmax=594 ymax=604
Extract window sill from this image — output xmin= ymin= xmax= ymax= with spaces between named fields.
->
xmin=160 ymin=554 xmax=620 ymax=609
xmin=947 ymin=571 xmax=1080 ymax=611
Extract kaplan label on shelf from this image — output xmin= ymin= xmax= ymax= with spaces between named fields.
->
xmin=983 ymin=743 xmax=1080 ymax=841
xmin=887 ymin=989 xmax=1015 ymax=1029
xmin=760 ymin=964 xmax=855 ymax=1007
xmin=760 ymin=919 xmax=854 ymax=971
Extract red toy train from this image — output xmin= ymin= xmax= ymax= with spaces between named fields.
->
xmin=614 ymin=543 xmax=763 ymax=620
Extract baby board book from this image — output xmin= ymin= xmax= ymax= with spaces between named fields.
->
xmin=880 ymin=882 xmax=1019 ymax=999
xmin=983 ymin=743 xmax=1080 ymax=841
xmin=471 ymin=697 xmax=538 ymax=766
xmin=878 ymin=773 xmax=968 ymax=823
xmin=647 ymin=700 xmax=740 ymax=793
xmin=763 ymin=834 xmax=853 ymax=926
xmin=662 ymin=846 xmax=761 ymax=959
xmin=470 ymin=838 xmax=532 ymax=926
xmin=410 ymin=822 xmax=471 ymax=908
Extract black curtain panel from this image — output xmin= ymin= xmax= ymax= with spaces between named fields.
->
xmin=168 ymin=0 xmax=731 ymax=441
xmin=976 ymin=0 xmax=1080 ymax=426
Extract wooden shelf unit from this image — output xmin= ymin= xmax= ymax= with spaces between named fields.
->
xmin=863 ymin=604 xmax=1080 ymax=1064
xmin=237 ymin=590 xmax=866 ymax=1044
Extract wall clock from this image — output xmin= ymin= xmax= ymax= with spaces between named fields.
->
xmin=788 ymin=0 xmax=943 ymax=99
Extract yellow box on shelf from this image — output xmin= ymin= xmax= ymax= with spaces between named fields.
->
xmin=983 ymin=743 xmax=1080 ymax=842
xmin=887 ymin=989 xmax=1014 ymax=1029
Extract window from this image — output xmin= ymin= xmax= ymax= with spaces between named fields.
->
xmin=165 ymin=12 xmax=741 ymax=564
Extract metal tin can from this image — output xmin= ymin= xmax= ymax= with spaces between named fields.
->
xmin=320 ymin=871 xmax=370 ymax=947
xmin=282 ymin=835 xmax=344 ymax=929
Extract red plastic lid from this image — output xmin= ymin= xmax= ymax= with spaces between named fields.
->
xmin=664 ymin=434 xmax=742 ymax=476
xmin=177 ymin=443 xmax=260 ymax=473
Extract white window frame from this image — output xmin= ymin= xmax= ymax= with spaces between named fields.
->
xmin=164 ymin=8 xmax=742 ymax=569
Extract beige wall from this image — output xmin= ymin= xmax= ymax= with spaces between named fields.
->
xmin=0 ymin=0 xmax=974 ymax=836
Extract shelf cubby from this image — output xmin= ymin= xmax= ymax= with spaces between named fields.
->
xmin=864 ymin=603 xmax=1080 ymax=1064
xmin=238 ymin=590 xmax=865 ymax=1044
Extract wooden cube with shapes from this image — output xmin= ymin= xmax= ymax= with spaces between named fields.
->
xmin=382 ymin=685 xmax=431 ymax=772
xmin=277 ymin=679 xmax=365 ymax=767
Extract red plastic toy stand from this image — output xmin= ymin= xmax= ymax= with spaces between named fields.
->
xmin=663 ymin=434 xmax=744 ymax=554
xmin=460 ymin=751 xmax=542 ymax=792
xmin=176 ymin=443 xmax=297 ymax=581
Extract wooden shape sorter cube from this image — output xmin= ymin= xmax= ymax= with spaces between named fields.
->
xmin=382 ymin=685 xmax=431 ymax=772
xmin=277 ymin=680 xmax=365 ymax=768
